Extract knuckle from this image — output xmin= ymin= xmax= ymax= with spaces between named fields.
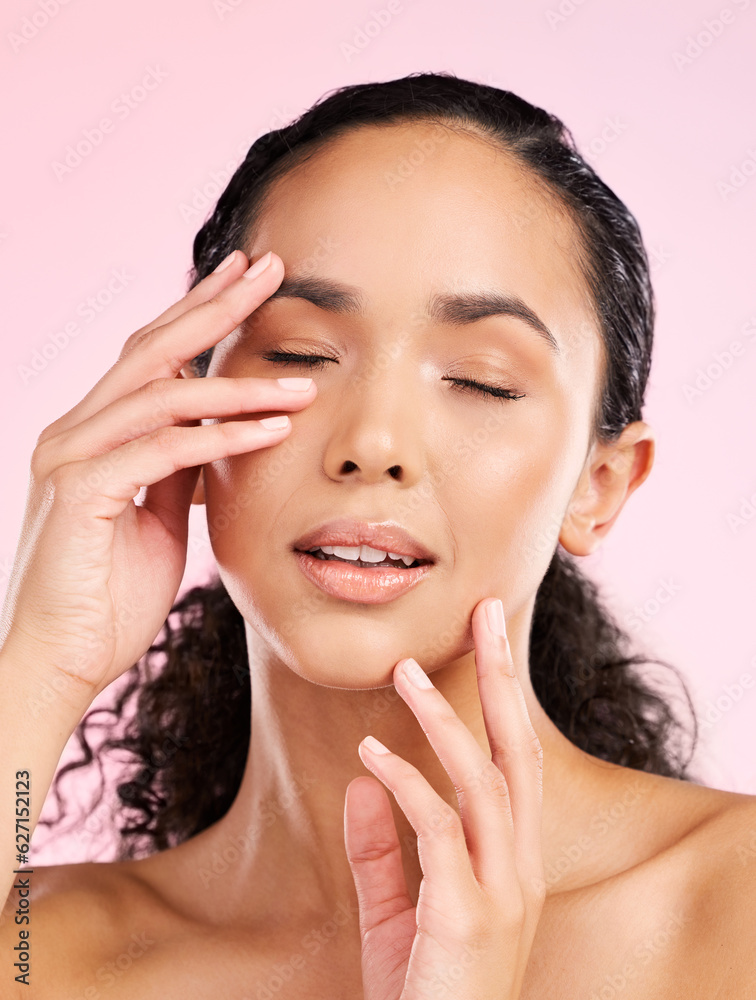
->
xmin=490 ymin=730 xmax=543 ymax=772
xmin=489 ymin=739 xmax=518 ymax=770
xmin=139 ymin=377 xmax=178 ymax=416
xmin=141 ymin=376 xmax=173 ymax=396
xmin=423 ymin=801 xmax=462 ymax=840
xmin=34 ymin=423 xmax=58 ymax=448
xmin=527 ymin=731 xmax=545 ymax=769
xmin=502 ymin=891 xmax=527 ymax=928
xmin=496 ymin=652 xmax=518 ymax=679
xmin=30 ymin=439 xmax=55 ymax=481
xmin=150 ymin=424 xmax=185 ymax=452
xmin=202 ymin=293 xmax=243 ymax=331
xmin=480 ymin=760 xmax=510 ymax=801
xmin=47 ymin=463 xmax=76 ymax=497
xmin=120 ymin=328 xmax=152 ymax=358
xmin=452 ymin=911 xmax=486 ymax=943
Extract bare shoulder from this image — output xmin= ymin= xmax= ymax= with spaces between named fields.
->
xmin=1 ymin=859 xmax=176 ymax=999
xmin=671 ymin=785 xmax=756 ymax=994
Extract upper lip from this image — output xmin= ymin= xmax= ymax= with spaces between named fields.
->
xmin=293 ymin=518 xmax=437 ymax=563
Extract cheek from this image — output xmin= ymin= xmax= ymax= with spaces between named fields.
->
xmin=201 ymin=441 xmax=304 ymax=565
xmin=436 ymin=404 xmax=580 ymax=583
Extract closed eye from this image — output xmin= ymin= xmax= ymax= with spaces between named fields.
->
xmin=261 ymin=351 xmax=333 ymax=370
xmin=261 ymin=352 xmax=526 ymax=402
xmin=442 ymin=377 xmax=526 ymax=401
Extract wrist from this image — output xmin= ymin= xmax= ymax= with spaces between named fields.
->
xmin=0 ymin=636 xmax=98 ymax=729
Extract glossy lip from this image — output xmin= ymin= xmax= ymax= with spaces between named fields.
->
xmin=294 ymin=550 xmax=434 ymax=604
xmin=291 ymin=518 xmax=437 ymax=564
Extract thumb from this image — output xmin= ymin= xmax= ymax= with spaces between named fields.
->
xmin=344 ymin=774 xmax=414 ymax=934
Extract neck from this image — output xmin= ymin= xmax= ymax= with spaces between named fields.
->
xmin=184 ymin=606 xmax=641 ymax=930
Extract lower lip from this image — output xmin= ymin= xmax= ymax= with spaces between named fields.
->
xmin=293 ymin=551 xmax=434 ymax=604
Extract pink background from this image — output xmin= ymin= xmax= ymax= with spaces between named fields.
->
xmin=1 ymin=0 xmax=754 ymax=862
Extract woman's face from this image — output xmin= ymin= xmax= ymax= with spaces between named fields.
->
xmin=201 ymin=121 xmax=605 ymax=687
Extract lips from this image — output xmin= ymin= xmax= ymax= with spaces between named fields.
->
xmin=292 ymin=517 xmax=437 ymax=564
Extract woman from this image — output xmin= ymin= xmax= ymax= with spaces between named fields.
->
xmin=2 ymin=72 xmax=754 ymax=998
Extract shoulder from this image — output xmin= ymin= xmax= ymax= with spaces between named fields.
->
xmin=676 ymin=789 xmax=756 ymax=992
xmin=1 ymin=859 xmax=174 ymax=999
xmin=606 ymin=775 xmax=756 ymax=994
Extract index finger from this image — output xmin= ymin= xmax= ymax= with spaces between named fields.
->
xmin=43 ymin=250 xmax=282 ymax=439
xmin=127 ymin=249 xmax=250 ymax=348
xmin=473 ymin=598 xmax=545 ymax=894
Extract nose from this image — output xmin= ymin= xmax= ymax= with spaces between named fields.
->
xmin=321 ymin=364 xmax=426 ymax=487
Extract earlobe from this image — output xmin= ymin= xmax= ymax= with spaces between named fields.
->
xmin=559 ymin=421 xmax=656 ymax=557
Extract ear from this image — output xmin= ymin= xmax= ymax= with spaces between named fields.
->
xmin=559 ymin=421 xmax=655 ymax=557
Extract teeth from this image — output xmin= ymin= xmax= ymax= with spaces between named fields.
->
xmin=313 ymin=544 xmax=417 ymax=567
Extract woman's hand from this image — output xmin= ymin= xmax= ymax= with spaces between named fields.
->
xmin=344 ymin=597 xmax=545 ymax=1000
xmin=0 ymin=249 xmax=317 ymax=706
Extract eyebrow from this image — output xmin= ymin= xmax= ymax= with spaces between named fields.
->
xmin=265 ymin=275 xmax=561 ymax=355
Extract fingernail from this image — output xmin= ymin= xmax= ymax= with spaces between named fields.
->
xmin=243 ymin=250 xmax=273 ymax=280
xmin=485 ymin=599 xmax=507 ymax=637
xmin=212 ymin=250 xmax=237 ymax=273
xmin=362 ymin=735 xmax=390 ymax=755
xmin=401 ymin=657 xmax=433 ymax=690
xmin=276 ymin=377 xmax=313 ymax=391
xmin=259 ymin=415 xmax=290 ymax=430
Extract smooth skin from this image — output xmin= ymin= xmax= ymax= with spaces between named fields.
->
xmin=0 ymin=249 xmax=315 ymax=705
xmin=347 ymin=606 xmax=544 ymax=1000
xmin=1 ymin=122 xmax=755 ymax=999
xmin=0 ymin=243 xmax=542 ymax=999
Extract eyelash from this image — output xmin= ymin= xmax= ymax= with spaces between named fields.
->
xmin=260 ymin=351 xmax=526 ymax=402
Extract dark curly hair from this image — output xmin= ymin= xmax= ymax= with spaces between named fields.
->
xmin=39 ymin=71 xmax=701 ymax=860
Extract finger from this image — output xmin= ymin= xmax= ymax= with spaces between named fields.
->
xmin=51 ymin=414 xmax=293 ymax=519
xmin=133 ymin=249 xmax=248 ymax=342
xmin=344 ymin=775 xmax=414 ymax=934
xmin=33 ymin=375 xmax=316 ymax=475
xmin=472 ymin=598 xmax=545 ymax=895
xmin=392 ymin=656 xmax=518 ymax=894
xmin=356 ymin=737 xmax=477 ymax=906
xmin=40 ymin=250 xmax=280 ymax=440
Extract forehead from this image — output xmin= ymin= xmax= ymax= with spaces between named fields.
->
xmin=245 ymin=122 xmax=598 ymax=356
